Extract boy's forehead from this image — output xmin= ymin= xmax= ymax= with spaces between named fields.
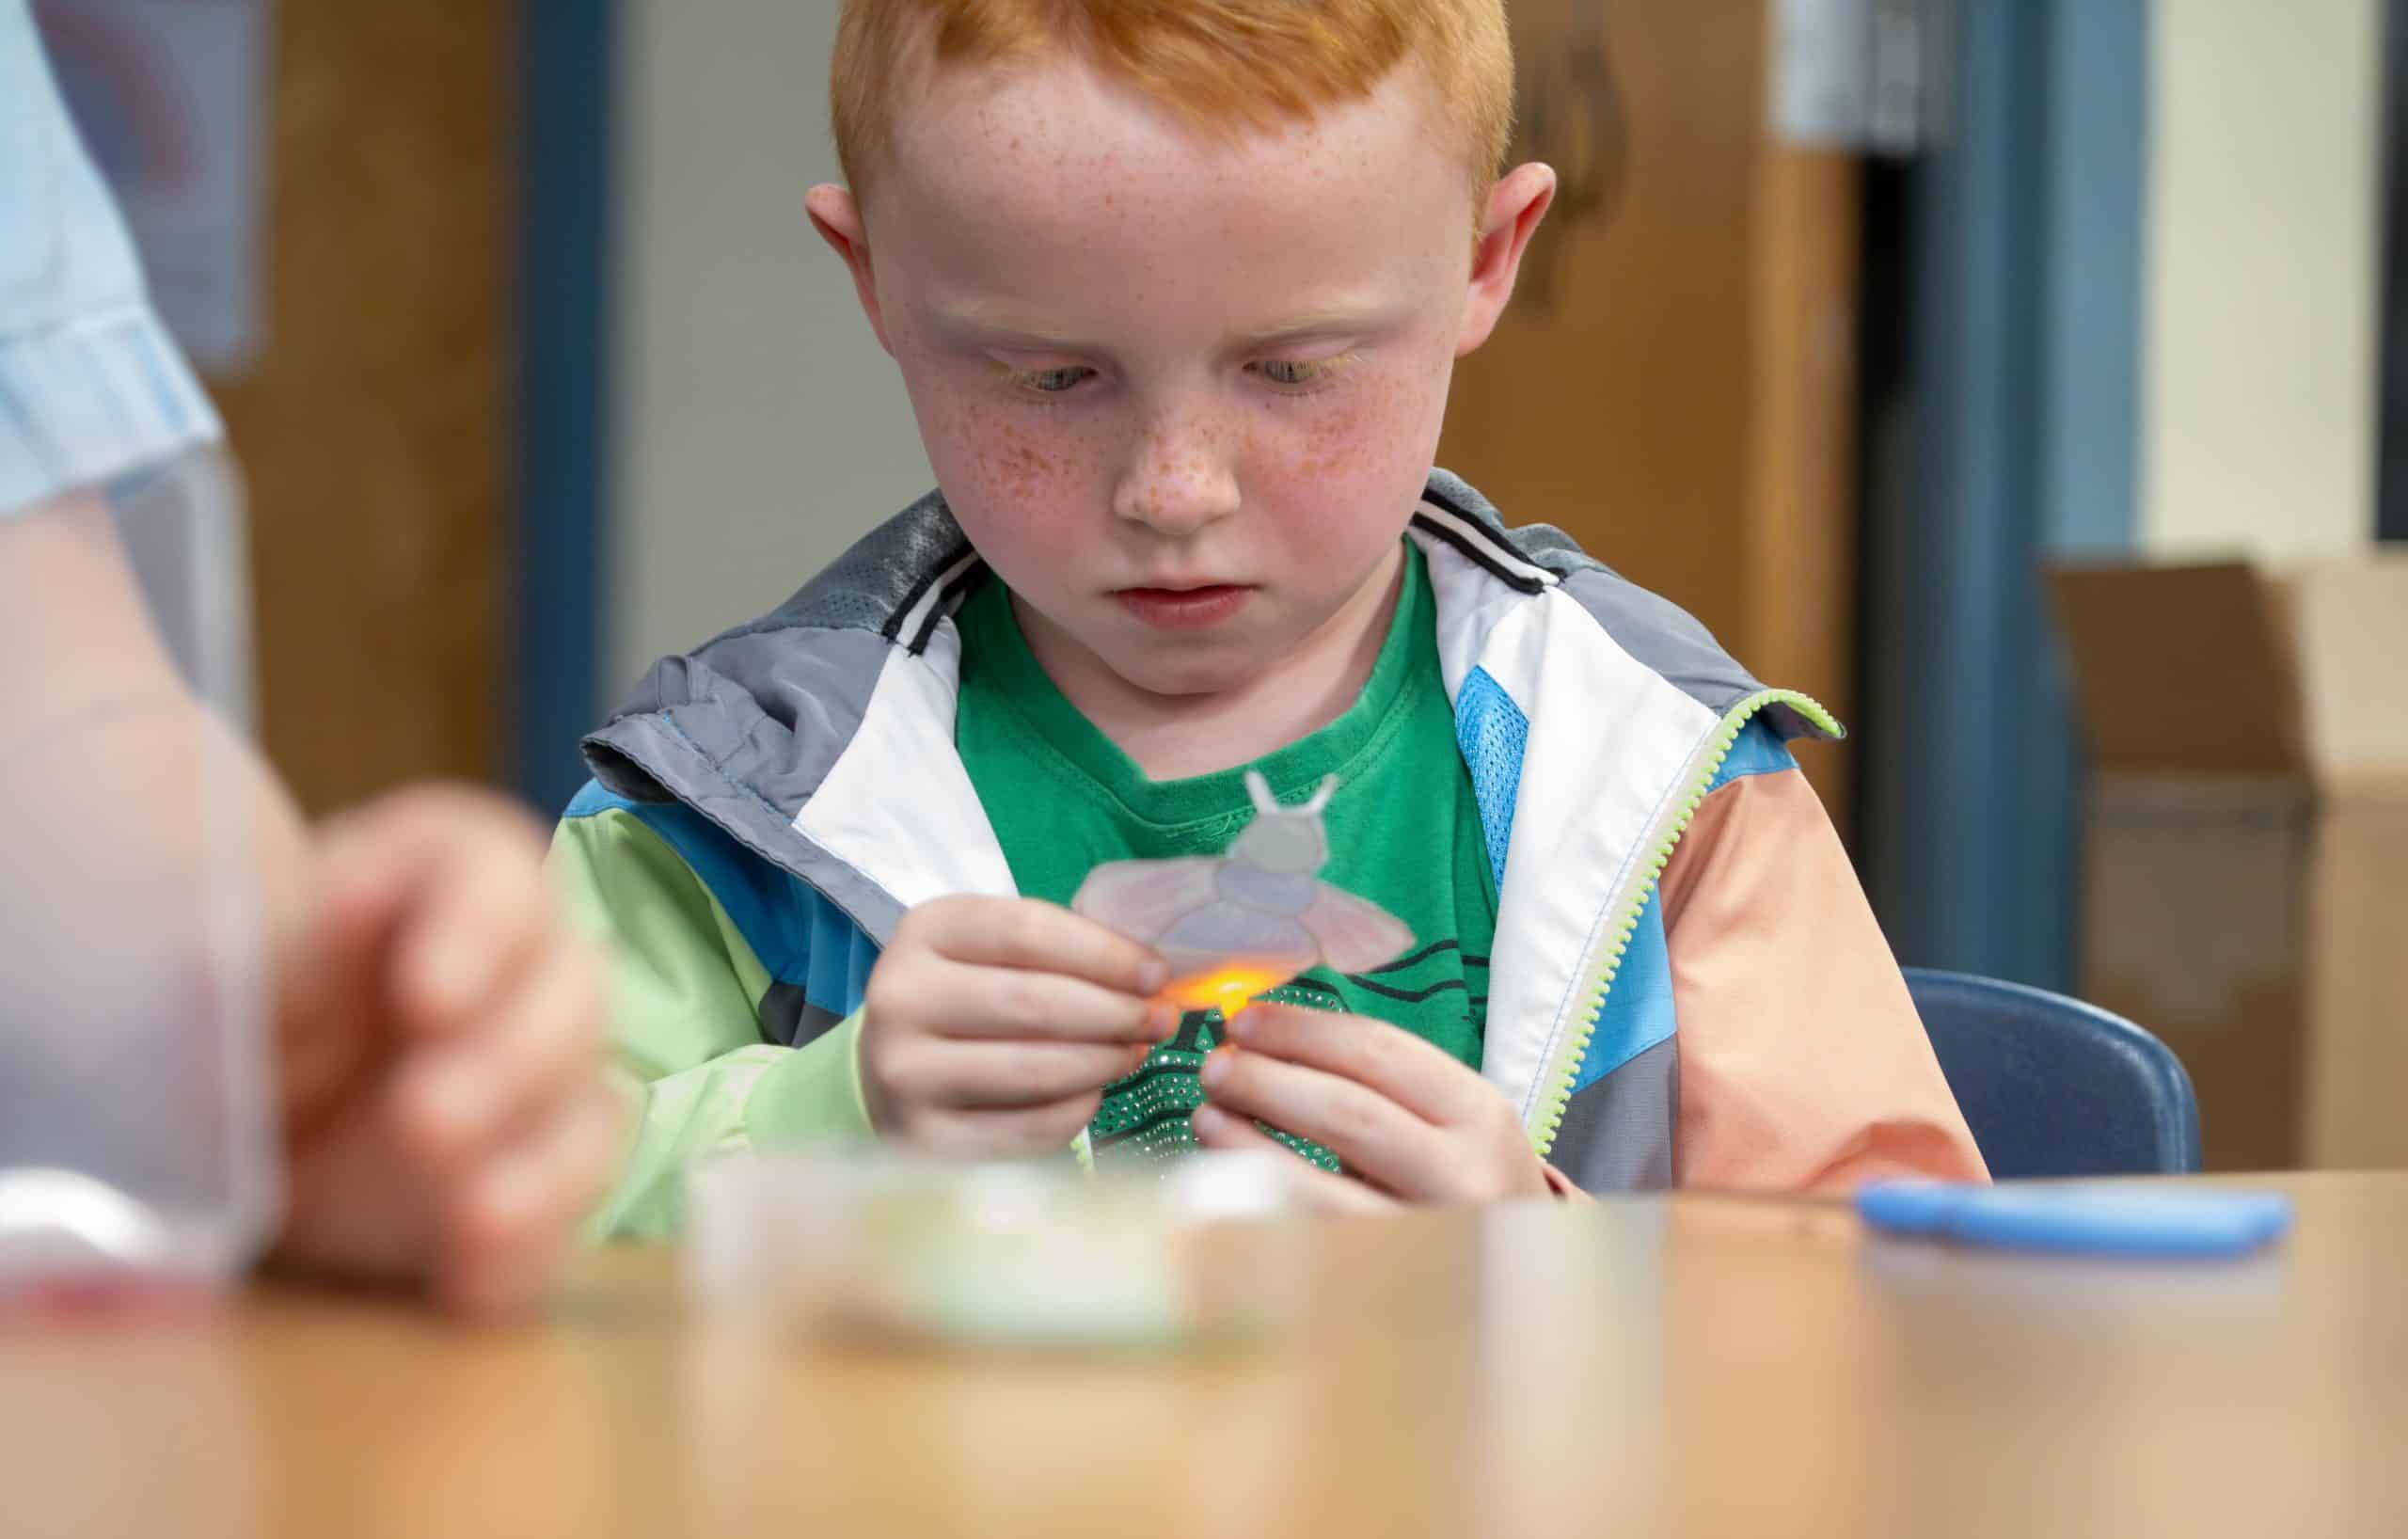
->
xmin=876 ymin=54 xmax=1458 ymax=246
xmin=863 ymin=56 xmax=1477 ymax=343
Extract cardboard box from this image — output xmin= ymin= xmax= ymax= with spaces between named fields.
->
xmin=2052 ymin=557 xmax=2408 ymax=1171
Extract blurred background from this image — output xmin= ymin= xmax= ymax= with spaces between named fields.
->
xmin=40 ymin=0 xmax=2406 ymax=1164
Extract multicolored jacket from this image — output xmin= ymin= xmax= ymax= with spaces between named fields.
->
xmin=554 ymin=472 xmax=1985 ymax=1235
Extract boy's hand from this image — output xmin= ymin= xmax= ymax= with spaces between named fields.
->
xmin=1190 ymin=1004 xmax=1550 ymax=1210
xmin=861 ymin=896 xmax=1175 ymax=1157
xmin=270 ymin=787 xmax=624 ymax=1316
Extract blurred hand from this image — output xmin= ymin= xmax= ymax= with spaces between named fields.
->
xmin=268 ymin=786 xmax=622 ymax=1316
xmin=1190 ymin=1004 xmax=1551 ymax=1211
xmin=861 ymin=895 xmax=1174 ymax=1157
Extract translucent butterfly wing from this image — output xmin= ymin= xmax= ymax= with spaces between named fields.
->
xmin=1070 ymin=857 xmax=1224 ymax=944
xmin=1299 ymin=884 xmax=1414 ymax=975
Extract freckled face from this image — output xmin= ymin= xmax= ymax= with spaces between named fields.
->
xmin=859 ymin=59 xmax=1481 ymax=698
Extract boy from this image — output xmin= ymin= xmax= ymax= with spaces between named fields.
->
xmin=557 ymin=0 xmax=1985 ymax=1233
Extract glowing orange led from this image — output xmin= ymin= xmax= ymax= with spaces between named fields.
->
xmin=1157 ymin=960 xmax=1298 ymax=1018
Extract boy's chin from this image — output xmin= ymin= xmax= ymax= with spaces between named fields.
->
xmin=1094 ymin=637 xmax=1269 ymax=702
xmin=1104 ymin=656 xmax=1258 ymax=702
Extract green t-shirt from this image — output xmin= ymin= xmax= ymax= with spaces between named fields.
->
xmin=953 ymin=540 xmax=1497 ymax=1169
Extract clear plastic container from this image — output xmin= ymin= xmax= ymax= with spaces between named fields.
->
xmin=0 ymin=449 xmax=277 ymax=1286
xmin=685 ymin=1150 xmax=1306 ymax=1351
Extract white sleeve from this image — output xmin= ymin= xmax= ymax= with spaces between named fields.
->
xmin=0 ymin=0 xmax=220 ymax=519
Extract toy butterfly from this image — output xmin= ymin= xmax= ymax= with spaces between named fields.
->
xmin=1072 ymin=771 xmax=1413 ymax=1016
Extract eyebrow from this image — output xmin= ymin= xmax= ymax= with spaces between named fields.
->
xmin=927 ymin=305 xmax=1094 ymax=350
xmin=1234 ymin=305 xmax=1399 ymax=346
xmin=921 ymin=296 xmax=1402 ymax=354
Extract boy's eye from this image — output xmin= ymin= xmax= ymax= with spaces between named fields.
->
xmin=1017 ymin=366 xmax=1094 ymax=394
xmin=1250 ymin=355 xmax=1354 ymax=389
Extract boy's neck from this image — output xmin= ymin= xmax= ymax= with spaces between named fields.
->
xmin=1012 ymin=544 xmax=1407 ymax=784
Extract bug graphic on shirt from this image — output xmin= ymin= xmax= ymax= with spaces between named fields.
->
xmin=1072 ymin=771 xmax=1413 ymax=1017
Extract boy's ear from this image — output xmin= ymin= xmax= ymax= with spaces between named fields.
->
xmin=1454 ymin=163 xmax=1559 ymax=359
xmin=806 ymin=183 xmax=895 ymax=355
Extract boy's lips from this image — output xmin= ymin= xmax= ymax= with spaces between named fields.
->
xmin=1113 ymin=582 xmax=1254 ymax=630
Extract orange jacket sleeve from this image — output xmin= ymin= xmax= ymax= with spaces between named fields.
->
xmin=1658 ymin=767 xmax=1988 ymax=1190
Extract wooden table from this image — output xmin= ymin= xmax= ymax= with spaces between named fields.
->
xmin=5 ymin=1172 xmax=2404 ymax=1539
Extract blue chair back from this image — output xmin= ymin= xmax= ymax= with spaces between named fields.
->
xmin=1904 ymin=969 xmax=2202 ymax=1179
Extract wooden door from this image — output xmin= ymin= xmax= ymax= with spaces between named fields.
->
xmin=1441 ymin=0 xmax=1864 ymax=833
xmin=208 ymin=3 xmax=509 ymax=815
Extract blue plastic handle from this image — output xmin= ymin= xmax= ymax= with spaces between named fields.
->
xmin=1855 ymin=1182 xmax=2293 ymax=1258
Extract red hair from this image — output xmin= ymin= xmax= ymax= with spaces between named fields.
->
xmin=831 ymin=0 xmax=1514 ymax=201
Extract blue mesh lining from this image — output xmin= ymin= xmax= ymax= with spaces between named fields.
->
xmin=1453 ymin=665 xmax=1527 ymax=893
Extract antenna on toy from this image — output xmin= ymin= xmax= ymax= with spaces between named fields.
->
xmin=1244 ymin=770 xmax=1278 ymax=814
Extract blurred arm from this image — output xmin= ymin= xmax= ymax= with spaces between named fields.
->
xmin=1 ymin=488 xmax=313 ymax=1016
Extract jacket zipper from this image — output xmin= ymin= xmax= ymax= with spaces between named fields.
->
xmin=1529 ymin=690 xmax=1844 ymax=1160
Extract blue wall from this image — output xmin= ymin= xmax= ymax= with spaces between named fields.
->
xmin=513 ymin=0 xmax=617 ymax=816
xmin=1857 ymin=0 xmax=2147 ymax=991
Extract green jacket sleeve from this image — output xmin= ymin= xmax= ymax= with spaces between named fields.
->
xmin=549 ymin=805 xmax=875 ymax=1238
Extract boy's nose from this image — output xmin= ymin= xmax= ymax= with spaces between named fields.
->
xmin=1111 ymin=427 xmax=1242 ymax=536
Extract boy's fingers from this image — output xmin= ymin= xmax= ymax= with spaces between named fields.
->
xmin=1189 ymin=1105 xmax=1396 ymax=1216
xmin=915 ymin=965 xmax=1177 ymax=1045
xmin=911 ymin=896 xmax=1168 ymax=997
xmin=1212 ymin=1013 xmax=1550 ymax=1204
xmin=1200 ymin=1046 xmax=1460 ymax=1201
xmin=395 ymin=938 xmax=610 ymax=1164
xmin=436 ymin=1082 xmax=625 ymax=1317
xmin=900 ymin=1039 xmax=1152 ymax=1110
xmin=914 ymin=1094 xmax=1104 ymax=1160
xmin=1223 ymin=1004 xmax=1485 ymax=1125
